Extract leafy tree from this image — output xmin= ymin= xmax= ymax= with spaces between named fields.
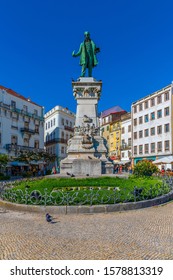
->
xmin=15 ymin=150 xmax=56 ymax=164
xmin=0 ymin=154 xmax=9 ymax=167
xmin=133 ymin=160 xmax=159 ymax=177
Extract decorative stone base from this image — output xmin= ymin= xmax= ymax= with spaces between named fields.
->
xmin=72 ymin=159 xmax=101 ymax=176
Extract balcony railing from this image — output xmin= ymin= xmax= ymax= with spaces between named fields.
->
xmin=20 ymin=128 xmax=36 ymax=134
xmin=120 ymin=145 xmax=131 ymax=150
xmin=0 ymin=103 xmax=44 ymax=121
xmin=110 ymin=126 xmax=121 ymax=132
xmin=5 ymin=144 xmax=44 ymax=152
xmin=64 ymin=125 xmax=74 ymax=132
xmin=0 ymin=102 xmax=10 ymax=109
xmin=44 ymin=138 xmax=67 ymax=146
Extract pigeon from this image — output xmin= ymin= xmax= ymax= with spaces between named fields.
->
xmin=88 ymin=156 xmax=92 ymax=159
xmin=46 ymin=213 xmax=53 ymax=223
xmin=66 ymin=172 xmax=71 ymax=176
xmin=71 ymin=174 xmax=75 ymax=177
xmin=86 ymin=174 xmax=89 ymax=176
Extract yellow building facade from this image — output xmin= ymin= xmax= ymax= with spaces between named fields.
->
xmin=109 ymin=119 xmax=121 ymax=160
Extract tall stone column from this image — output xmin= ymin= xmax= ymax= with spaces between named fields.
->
xmin=60 ymin=77 xmax=113 ymax=176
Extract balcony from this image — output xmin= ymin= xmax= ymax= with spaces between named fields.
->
xmin=44 ymin=138 xmax=67 ymax=146
xmin=20 ymin=128 xmax=36 ymax=134
xmin=6 ymin=144 xmax=44 ymax=153
xmin=110 ymin=126 xmax=121 ymax=132
xmin=64 ymin=125 xmax=74 ymax=132
xmin=120 ymin=145 xmax=131 ymax=150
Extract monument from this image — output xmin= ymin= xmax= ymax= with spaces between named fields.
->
xmin=60 ymin=32 xmax=113 ymax=175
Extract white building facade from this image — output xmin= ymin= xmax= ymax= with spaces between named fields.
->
xmin=131 ymin=84 xmax=173 ymax=166
xmin=120 ymin=113 xmax=132 ymax=163
xmin=44 ymin=106 xmax=75 ymax=163
xmin=0 ymin=85 xmax=44 ymax=158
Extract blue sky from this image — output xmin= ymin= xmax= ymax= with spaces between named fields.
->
xmin=0 ymin=0 xmax=173 ymax=114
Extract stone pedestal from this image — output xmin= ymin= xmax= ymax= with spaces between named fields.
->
xmin=60 ymin=77 xmax=113 ymax=176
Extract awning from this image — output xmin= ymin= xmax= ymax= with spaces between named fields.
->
xmin=153 ymin=156 xmax=173 ymax=165
xmin=9 ymin=161 xmax=29 ymax=167
xmin=30 ymin=160 xmax=46 ymax=165
xmin=113 ymin=160 xmax=131 ymax=165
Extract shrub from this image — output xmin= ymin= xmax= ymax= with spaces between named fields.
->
xmin=133 ymin=160 xmax=159 ymax=177
xmin=0 ymin=175 xmax=10 ymax=181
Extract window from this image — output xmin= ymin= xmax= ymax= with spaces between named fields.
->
xmin=51 ymin=120 xmax=53 ymax=127
xmin=11 ymin=100 xmax=16 ymax=109
xmin=107 ymin=125 xmax=109 ymax=131
xmin=151 ymin=127 xmax=155 ymax=136
xmin=145 ymin=129 xmax=149 ymax=137
xmin=122 ymin=127 xmax=125 ymax=134
xmin=24 ymin=137 xmax=29 ymax=147
xmin=144 ymin=114 xmax=149 ymax=122
xmin=34 ymin=140 xmax=39 ymax=149
xmin=150 ymin=112 xmax=155 ymax=120
xmin=157 ymin=109 xmax=162 ymax=118
xmin=134 ymin=132 xmax=137 ymax=139
xmin=48 ymin=122 xmax=50 ymax=129
xmin=165 ymin=123 xmax=169 ymax=133
xmin=54 ymin=118 xmax=56 ymax=125
xmin=139 ymin=103 xmax=143 ymax=111
xmin=61 ymin=118 xmax=64 ymax=125
xmin=150 ymin=98 xmax=155 ymax=106
xmin=165 ymin=140 xmax=170 ymax=151
xmin=23 ymin=105 xmax=28 ymax=112
xmin=128 ymin=125 xmax=131 ymax=132
xmin=24 ymin=122 xmax=29 ymax=129
xmin=157 ymin=125 xmax=162 ymax=134
xmin=11 ymin=135 xmax=18 ymax=145
xmin=34 ymin=109 xmax=38 ymax=116
xmin=128 ymin=138 xmax=131 ymax=146
xmin=35 ymin=125 xmax=39 ymax=133
xmin=121 ymin=152 xmax=125 ymax=158
xmin=134 ymin=118 xmax=137 ymax=126
xmin=139 ymin=145 xmax=143 ymax=154
xmin=61 ymin=131 xmax=64 ymax=139
xmin=157 ymin=142 xmax=162 ymax=152
xmin=144 ymin=101 xmax=148 ymax=109
xmin=134 ymin=106 xmax=137 ymax=113
xmin=70 ymin=121 xmax=72 ymax=127
xmin=164 ymin=92 xmax=169 ymax=101
xmin=164 ymin=107 xmax=169 ymax=116
xmin=46 ymin=123 xmax=47 ymax=130
xmin=139 ymin=116 xmax=143 ymax=124
xmin=145 ymin=144 xmax=149 ymax=154
xmin=134 ymin=146 xmax=137 ymax=155
xmin=157 ymin=95 xmax=162 ymax=104
xmin=61 ymin=146 xmax=65 ymax=154
xmin=151 ymin=143 xmax=155 ymax=153
xmin=139 ymin=130 xmax=143 ymax=138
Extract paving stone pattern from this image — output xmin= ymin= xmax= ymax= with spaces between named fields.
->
xmin=0 ymin=202 xmax=173 ymax=260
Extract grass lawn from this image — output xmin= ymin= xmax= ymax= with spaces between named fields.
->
xmin=10 ymin=176 xmax=163 ymax=191
xmin=2 ymin=176 xmax=171 ymax=206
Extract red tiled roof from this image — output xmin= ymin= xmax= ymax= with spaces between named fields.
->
xmin=101 ymin=105 xmax=126 ymax=117
xmin=0 ymin=85 xmax=42 ymax=107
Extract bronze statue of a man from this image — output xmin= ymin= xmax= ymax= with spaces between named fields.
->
xmin=72 ymin=31 xmax=100 ymax=77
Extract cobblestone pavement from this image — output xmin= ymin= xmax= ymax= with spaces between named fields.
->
xmin=0 ymin=202 xmax=173 ymax=260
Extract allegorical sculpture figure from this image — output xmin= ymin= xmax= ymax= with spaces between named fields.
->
xmin=72 ymin=31 xmax=100 ymax=77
